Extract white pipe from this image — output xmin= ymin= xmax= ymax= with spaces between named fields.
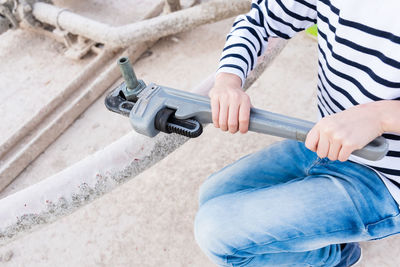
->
xmin=0 ymin=38 xmax=287 ymax=246
xmin=32 ymin=0 xmax=251 ymax=48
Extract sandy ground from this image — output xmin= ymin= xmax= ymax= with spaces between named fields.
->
xmin=0 ymin=0 xmax=163 ymax=155
xmin=0 ymin=29 xmax=91 ymax=147
xmin=1 ymin=2 xmax=400 ymax=267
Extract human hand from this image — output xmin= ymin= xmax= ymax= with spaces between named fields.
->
xmin=305 ymin=103 xmax=384 ymax=162
xmin=209 ymin=72 xmax=251 ymax=134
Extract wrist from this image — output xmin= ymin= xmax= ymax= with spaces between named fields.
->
xmin=215 ymin=72 xmax=243 ymax=90
xmin=368 ymin=100 xmax=399 ymax=133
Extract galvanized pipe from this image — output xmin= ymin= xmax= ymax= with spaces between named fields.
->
xmin=32 ymin=0 xmax=251 ymax=48
xmin=118 ymin=57 xmax=139 ymax=90
xmin=0 ymin=38 xmax=288 ymax=245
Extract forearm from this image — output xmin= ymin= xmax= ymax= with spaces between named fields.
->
xmin=218 ymin=0 xmax=317 ymax=87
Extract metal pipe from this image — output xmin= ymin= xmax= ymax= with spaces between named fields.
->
xmin=32 ymin=0 xmax=251 ymax=48
xmin=0 ymin=38 xmax=288 ymax=245
xmin=118 ymin=57 xmax=139 ymax=90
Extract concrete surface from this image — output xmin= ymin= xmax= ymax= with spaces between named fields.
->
xmin=1 ymin=8 xmax=400 ymax=267
xmin=0 ymin=0 xmax=162 ymax=148
xmin=0 ymin=29 xmax=91 ymax=148
xmin=0 ymin=16 xmax=231 ymax=198
xmin=0 ymin=0 xmax=165 ymax=187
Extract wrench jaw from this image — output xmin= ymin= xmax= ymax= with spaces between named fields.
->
xmin=106 ymin=56 xmax=205 ymax=139
xmin=155 ymin=108 xmax=203 ymax=138
xmin=104 ymin=82 xmax=136 ymax=117
xmin=105 ymin=56 xmax=147 ymax=117
xmin=105 ymin=81 xmax=203 ymax=138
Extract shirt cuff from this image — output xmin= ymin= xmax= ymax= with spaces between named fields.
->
xmin=216 ymin=65 xmax=246 ymax=88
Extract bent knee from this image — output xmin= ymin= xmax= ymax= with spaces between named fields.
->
xmin=194 ymin=199 xmax=261 ymax=266
xmin=194 ymin=199 xmax=236 ymax=259
xmin=198 ymin=170 xmax=229 ymax=207
xmin=198 ymin=174 xmax=213 ymax=207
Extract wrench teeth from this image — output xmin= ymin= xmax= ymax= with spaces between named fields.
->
xmin=167 ymin=118 xmax=203 ymax=138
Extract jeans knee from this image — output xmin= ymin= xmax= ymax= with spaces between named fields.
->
xmin=194 ymin=200 xmax=234 ymax=265
xmin=194 ymin=201 xmax=222 ymax=252
xmin=198 ymin=172 xmax=222 ymax=207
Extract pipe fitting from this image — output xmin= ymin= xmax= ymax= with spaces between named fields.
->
xmin=117 ymin=57 xmax=146 ymax=101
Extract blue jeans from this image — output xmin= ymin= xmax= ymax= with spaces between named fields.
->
xmin=194 ymin=140 xmax=400 ymax=266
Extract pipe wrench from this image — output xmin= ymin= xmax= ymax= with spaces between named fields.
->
xmin=105 ymin=57 xmax=388 ymax=161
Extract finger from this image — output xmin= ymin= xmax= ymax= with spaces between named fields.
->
xmin=305 ymin=127 xmax=319 ymax=152
xmin=338 ymin=143 xmax=355 ymax=162
xmin=211 ymin=97 xmax=220 ymax=128
xmin=328 ymin=140 xmax=342 ymax=161
xmin=219 ymin=99 xmax=229 ymax=131
xmin=316 ymin=133 xmax=330 ymax=158
xmin=238 ymin=99 xmax=251 ymax=134
xmin=228 ymin=101 xmax=239 ymax=133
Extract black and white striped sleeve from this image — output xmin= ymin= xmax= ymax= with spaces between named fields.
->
xmin=217 ymin=0 xmax=317 ymax=86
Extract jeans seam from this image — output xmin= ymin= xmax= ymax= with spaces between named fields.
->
xmin=305 ymin=157 xmax=324 ymax=176
xmin=228 ymin=212 xmax=400 ymax=262
xmin=229 ymin=227 xmax=357 ymax=258
xmin=225 ymin=255 xmax=256 ymax=267
xmin=365 ymin=212 xmax=400 ymax=231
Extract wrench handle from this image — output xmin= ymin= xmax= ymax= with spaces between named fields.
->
xmin=246 ymin=107 xmax=388 ymax=161
xmin=135 ymin=86 xmax=389 ymax=161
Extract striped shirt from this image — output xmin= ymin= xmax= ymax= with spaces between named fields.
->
xmin=217 ymin=0 xmax=400 ymax=204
